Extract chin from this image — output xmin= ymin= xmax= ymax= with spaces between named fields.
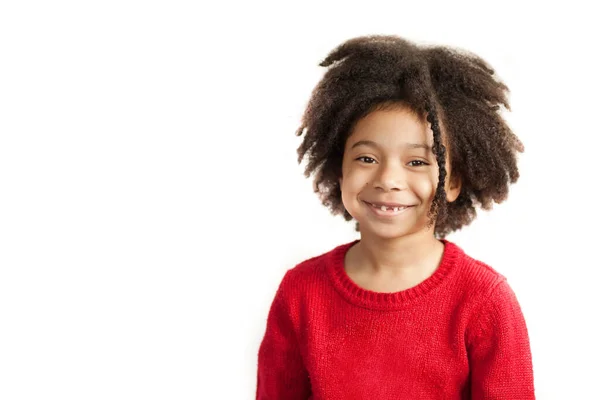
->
xmin=358 ymin=221 xmax=417 ymax=240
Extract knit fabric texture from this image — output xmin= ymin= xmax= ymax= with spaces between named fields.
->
xmin=256 ymin=240 xmax=535 ymax=399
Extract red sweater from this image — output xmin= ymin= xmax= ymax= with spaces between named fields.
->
xmin=256 ymin=239 xmax=535 ymax=399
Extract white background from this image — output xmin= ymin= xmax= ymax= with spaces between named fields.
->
xmin=1 ymin=1 xmax=599 ymax=399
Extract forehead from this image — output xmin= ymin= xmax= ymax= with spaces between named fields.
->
xmin=347 ymin=107 xmax=433 ymax=149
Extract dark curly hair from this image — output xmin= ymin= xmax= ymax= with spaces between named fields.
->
xmin=295 ymin=35 xmax=524 ymax=238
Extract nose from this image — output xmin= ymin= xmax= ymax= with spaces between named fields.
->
xmin=372 ymin=160 xmax=408 ymax=192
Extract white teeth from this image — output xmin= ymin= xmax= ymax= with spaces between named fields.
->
xmin=370 ymin=202 xmax=407 ymax=213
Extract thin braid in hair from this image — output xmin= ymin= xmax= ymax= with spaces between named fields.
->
xmin=425 ymin=100 xmax=448 ymax=232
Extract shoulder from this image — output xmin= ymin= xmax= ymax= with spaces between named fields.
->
xmin=448 ymin=240 xmax=508 ymax=301
xmin=447 ymin=241 xmax=528 ymax=336
xmin=276 ymin=241 xmax=353 ymax=299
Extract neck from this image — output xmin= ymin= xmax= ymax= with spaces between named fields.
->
xmin=353 ymin=230 xmax=444 ymax=276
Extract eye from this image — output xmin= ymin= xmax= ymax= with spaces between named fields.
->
xmin=408 ymin=160 xmax=429 ymax=167
xmin=356 ymin=156 xmax=376 ymax=164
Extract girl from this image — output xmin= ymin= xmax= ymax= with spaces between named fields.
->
xmin=256 ymin=35 xmax=534 ymax=399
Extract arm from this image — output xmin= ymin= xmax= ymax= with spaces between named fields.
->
xmin=256 ymin=271 xmax=311 ymax=400
xmin=467 ymin=279 xmax=535 ymax=399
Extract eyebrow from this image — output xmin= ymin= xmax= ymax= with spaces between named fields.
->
xmin=350 ymin=140 xmax=431 ymax=151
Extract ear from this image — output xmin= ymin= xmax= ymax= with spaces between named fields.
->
xmin=445 ymin=173 xmax=462 ymax=203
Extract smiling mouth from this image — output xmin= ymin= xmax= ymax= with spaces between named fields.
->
xmin=363 ymin=201 xmax=414 ymax=216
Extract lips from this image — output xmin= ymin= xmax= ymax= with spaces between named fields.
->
xmin=363 ymin=200 xmax=414 ymax=216
xmin=365 ymin=201 xmax=412 ymax=208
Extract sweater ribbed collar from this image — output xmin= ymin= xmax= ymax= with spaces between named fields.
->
xmin=326 ymin=239 xmax=462 ymax=310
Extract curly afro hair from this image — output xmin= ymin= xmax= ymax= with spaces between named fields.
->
xmin=295 ymin=35 xmax=524 ymax=238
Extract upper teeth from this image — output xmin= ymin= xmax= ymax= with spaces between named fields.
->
xmin=373 ymin=203 xmax=405 ymax=212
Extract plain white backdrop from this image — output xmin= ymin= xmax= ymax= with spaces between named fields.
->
xmin=1 ymin=0 xmax=599 ymax=399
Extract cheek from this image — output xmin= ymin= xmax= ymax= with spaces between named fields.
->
xmin=341 ymin=167 xmax=366 ymax=189
xmin=411 ymin=174 xmax=438 ymax=200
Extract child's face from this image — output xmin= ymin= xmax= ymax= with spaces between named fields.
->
xmin=339 ymin=105 xmax=460 ymax=240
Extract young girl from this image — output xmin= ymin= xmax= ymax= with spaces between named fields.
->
xmin=256 ymin=35 xmax=534 ymax=399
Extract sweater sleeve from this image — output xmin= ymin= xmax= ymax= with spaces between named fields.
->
xmin=256 ymin=271 xmax=311 ymax=400
xmin=467 ymin=278 xmax=535 ymax=399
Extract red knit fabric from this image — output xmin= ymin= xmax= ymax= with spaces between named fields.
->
xmin=256 ymin=240 xmax=535 ymax=399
